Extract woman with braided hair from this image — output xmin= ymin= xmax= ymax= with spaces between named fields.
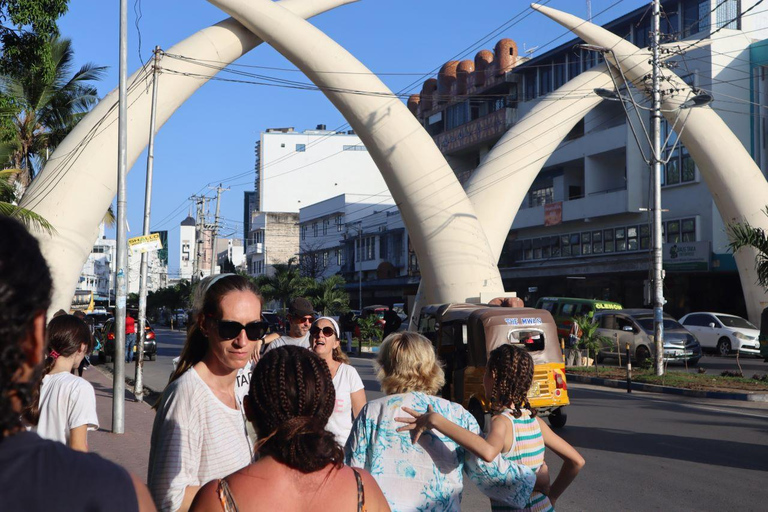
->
xmin=397 ymin=344 xmax=584 ymax=511
xmin=148 ymin=274 xmax=268 ymax=511
xmin=190 ymin=346 xmax=389 ymax=512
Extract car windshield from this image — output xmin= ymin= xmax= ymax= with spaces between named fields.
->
xmin=636 ymin=318 xmax=684 ymax=331
xmin=716 ymin=315 xmax=756 ymax=329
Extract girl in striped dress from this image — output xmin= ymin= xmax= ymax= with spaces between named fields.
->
xmin=396 ymin=344 xmax=584 ymax=510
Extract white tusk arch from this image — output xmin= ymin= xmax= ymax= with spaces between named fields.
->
xmin=20 ymin=0 xmax=358 ymax=314
xmin=532 ymin=3 xmax=768 ymax=323
xmin=207 ymin=0 xmax=505 ymax=305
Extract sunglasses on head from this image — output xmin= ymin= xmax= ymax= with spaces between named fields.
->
xmin=215 ymin=320 xmax=269 ymax=341
xmin=310 ymin=326 xmax=336 ymax=338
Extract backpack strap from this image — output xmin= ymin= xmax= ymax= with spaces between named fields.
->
xmin=217 ymin=478 xmax=240 ymax=512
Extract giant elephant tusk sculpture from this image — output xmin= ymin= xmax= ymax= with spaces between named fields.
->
xmin=19 ymin=0 xmax=358 ymax=314
xmin=207 ymin=0 xmax=505 ymax=306
xmin=532 ymin=3 xmax=768 ymax=323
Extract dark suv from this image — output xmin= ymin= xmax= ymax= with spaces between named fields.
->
xmin=99 ymin=318 xmax=157 ymax=363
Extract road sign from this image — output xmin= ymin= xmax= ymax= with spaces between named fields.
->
xmin=128 ymin=233 xmax=163 ymax=254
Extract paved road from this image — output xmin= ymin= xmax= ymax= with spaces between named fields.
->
xmin=97 ymin=328 xmax=768 ymax=511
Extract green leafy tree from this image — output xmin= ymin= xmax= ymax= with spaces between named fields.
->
xmin=0 ymin=36 xmax=106 ymax=187
xmin=306 ymin=275 xmax=350 ymax=316
xmin=0 ymin=168 xmax=51 ymax=231
xmin=253 ymin=258 xmax=313 ymax=312
xmin=728 ymin=207 xmax=768 ymax=289
xmin=356 ymin=314 xmax=381 ymax=348
xmin=574 ymin=315 xmax=612 ymax=373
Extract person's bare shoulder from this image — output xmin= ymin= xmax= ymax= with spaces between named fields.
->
xmin=189 ymin=480 xmax=220 ymax=511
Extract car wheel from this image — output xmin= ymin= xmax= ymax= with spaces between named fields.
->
xmin=149 ymin=353 xmax=157 ymax=361
xmin=548 ymin=408 xmax=567 ymax=429
xmin=468 ymin=399 xmax=486 ymax=431
xmin=635 ymin=345 xmax=650 ymax=365
xmin=717 ymin=338 xmax=731 ymax=357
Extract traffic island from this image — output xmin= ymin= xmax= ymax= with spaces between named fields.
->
xmin=566 ymin=367 xmax=768 ymax=402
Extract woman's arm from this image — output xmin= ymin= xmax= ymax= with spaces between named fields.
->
xmin=396 ymin=406 xmax=508 ymax=462
xmin=69 ymin=425 xmax=88 ymax=452
xmin=252 ymin=333 xmax=281 ymax=363
xmin=536 ymin=417 xmax=585 ymax=505
xmin=350 ymin=389 xmax=366 ymax=419
xmin=179 ymin=485 xmax=201 ymax=512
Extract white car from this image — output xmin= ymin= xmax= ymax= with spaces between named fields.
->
xmin=679 ymin=312 xmax=760 ymax=356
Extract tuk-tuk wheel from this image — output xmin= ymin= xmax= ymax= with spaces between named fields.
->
xmin=548 ymin=408 xmax=567 ymax=429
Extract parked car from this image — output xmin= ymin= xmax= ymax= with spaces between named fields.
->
xmin=99 ymin=318 xmax=157 ymax=363
xmin=593 ymin=309 xmax=702 ymax=365
xmin=679 ymin=312 xmax=760 ymax=356
xmin=535 ymin=297 xmax=623 ymax=339
xmin=85 ymin=312 xmax=111 ymax=335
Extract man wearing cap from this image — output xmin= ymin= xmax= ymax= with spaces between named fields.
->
xmin=263 ymin=297 xmax=315 ymax=353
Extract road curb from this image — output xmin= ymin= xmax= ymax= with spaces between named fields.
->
xmin=565 ymin=372 xmax=768 ymax=402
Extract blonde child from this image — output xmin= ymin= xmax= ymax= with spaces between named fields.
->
xmin=396 ymin=344 xmax=584 ymax=510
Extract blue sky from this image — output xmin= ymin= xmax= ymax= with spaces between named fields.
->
xmin=57 ymin=0 xmax=648 ymax=275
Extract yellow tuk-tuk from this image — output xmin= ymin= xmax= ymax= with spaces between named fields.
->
xmin=418 ymin=303 xmax=569 ymax=429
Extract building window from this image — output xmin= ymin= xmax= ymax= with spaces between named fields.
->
xmin=604 ymin=229 xmax=615 ymax=253
xmin=582 ymin=232 xmax=591 ymax=255
xmin=554 ymin=57 xmax=566 ymax=89
xmin=296 ymin=143 xmax=306 ymax=152
xmin=524 ymin=70 xmax=537 ymax=101
xmin=529 ymin=186 xmax=554 ymax=208
xmin=323 ymin=251 xmax=329 ymax=267
xmin=301 ymin=226 xmax=307 ymax=241
xmin=568 ymin=52 xmax=581 ymax=80
xmin=312 ymin=223 xmax=318 ymax=237
xmin=336 ymin=249 xmax=342 ymax=266
xmin=446 ymin=101 xmax=470 ymax=130
xmin=343 ymin=144 xmax=368 ymax=151
xmin=715 ymin=0 xmax=740 ymax=30
xmin=683 ymin=0 xmax=710 ymax=37
xmin=336 ymin=215 xmax=343 ymax=232
xmin=539 ymin=63 xmax=552 ymax=96
xmin=323 ymin=219 xmax=329 ymax=235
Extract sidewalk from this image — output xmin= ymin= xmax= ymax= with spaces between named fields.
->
xmin=82 ymin=365 xmax=157 ymax=481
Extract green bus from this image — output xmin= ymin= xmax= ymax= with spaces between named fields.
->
xmin=534 ymin=297 xmax=623 ymax=339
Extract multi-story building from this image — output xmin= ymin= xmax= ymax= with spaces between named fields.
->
xmin=217 ymin=238 xmax=246 ymax=272
xmin=127 ymin=244 xmax=168 ymax=295
xmin=245 ymin=125 xmax=390 ymax=277
xmin=179 ymin=215 xmax=195 ymax=281
xmin=76 ymin=223 xmax=116 ymax=307
xmin=407 ymin=0 xmax=767 ymax=318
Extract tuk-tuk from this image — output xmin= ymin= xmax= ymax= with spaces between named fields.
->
xmin=418 ymin=303 xmax=569 ymax=429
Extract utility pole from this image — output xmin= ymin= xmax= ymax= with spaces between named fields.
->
xmin=112 ymin=0 xmax=128 ymax=434
xmin=650 ymin=0 xmax=665 ymax=376
xmin=586 ymin=0 xmax=592 ymax=21
xmin=190 ymin=195 xmax=208 ymax=283
xmin=135 ymin=46 xmax=162 ymax=403
xmin=209 ymin=184 xmax=229 ymax=276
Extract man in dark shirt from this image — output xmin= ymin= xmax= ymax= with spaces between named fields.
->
xmin=0 ymin=216 xmax=155 ymax=512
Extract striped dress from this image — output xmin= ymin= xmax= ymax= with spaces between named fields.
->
xmin=490 ymin=409 xmax=555 ymax=512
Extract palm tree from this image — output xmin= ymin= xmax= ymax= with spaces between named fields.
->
xmin=728 ymin=208 xmax=768 ymax=288
xmin=253 ymin=258 xmax=313 ymax=312
xmin=0 ymin=168 xmax=53 ymax=232
xmin=0 ymin=36 xmax=106 ymax=188
xmin=307 ymin=275 xmax=350 ymax=316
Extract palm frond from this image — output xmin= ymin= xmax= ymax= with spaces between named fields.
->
xmin=0 ymin=201 xmax=55 ymax=235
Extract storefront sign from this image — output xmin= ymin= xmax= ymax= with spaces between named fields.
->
xmin=544 ymin=202 xmax=562 ymax=226
xmin=128 ymin=233 xmax=163 ymax=254
xmin=662 ymin=241 xmax=710 ymax=271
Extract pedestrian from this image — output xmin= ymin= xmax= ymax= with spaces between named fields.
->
xmin=397 ymin=344 xmax=585 ymax=510
xmin=255 ymin=297 xmax=314 ymax=355
xmin=339 ymin=310 xmax=355 ymax=353
xmin=26 ymin=314 xmax=98 ymax=451
xmin=309 ymin=317 xmax=366 ymax=446
xmin=72 ymin=310 xmax=91 ymax=376
xmin=0 ymin=216 xmax=156 ymax=512
xmin=125 ymin=313 xmax=137 ymax=363
xmin=566 ymin=318 xmax=583 ymax=367
xmin=345 ymin=332 xmax=547 ymax=511
xmin=148 ymin=274 xmax=267 ymax=511
xmin=382 ymin=306 xmax=402 ymax=339
xmin=190 ymin=346 xmax=390 ymax=512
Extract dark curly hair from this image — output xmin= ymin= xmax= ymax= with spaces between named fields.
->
xmin=0 ymin=217 xmax=53 ymax=440
xmin=25 ymin=315 xmax=93 ymax=425
xmin=487 ymin=344 xmax=537 ymax=418
xmin=248 ymin=345 xmax=343 ymax=473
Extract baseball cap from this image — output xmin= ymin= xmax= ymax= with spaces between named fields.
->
xmin=288 ymin=297 xmax=314 ymax=318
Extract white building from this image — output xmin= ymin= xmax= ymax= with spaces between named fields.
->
xmin=179 ymin=215 xmax=195 ymax=280
xmin=127 ymin=247 xmax=168 ymax=295
xmin=76 ymin=223 xmax=116 ymax=304
xmin=246 ymin=125 xmax=390 ymax=277
xmin=217 ymin=238 xmax=246 ymax=271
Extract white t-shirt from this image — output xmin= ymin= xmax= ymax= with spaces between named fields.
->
xmin=264 ymin=332 xmax=310 ymax=352
xmin=147 ymin=367 xmax=253 ymax=512
xmin=326 ymin=363 xmax=364 ymax=447
xmin=35 ymin=372 xmax=99 ymax=445
xmin=235 ymin=361 xmax=253 ymax=403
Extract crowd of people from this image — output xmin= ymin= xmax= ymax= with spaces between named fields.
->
xmin=0 ymin=216 xmax=584 ymax=512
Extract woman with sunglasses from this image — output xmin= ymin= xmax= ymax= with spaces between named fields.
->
xmin=310 ymin=317 xmax=366 ymax=447
xmin=148 ymin=274 xmax=268 ymax=512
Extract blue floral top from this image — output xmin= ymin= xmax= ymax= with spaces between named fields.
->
xmin=344 ymin=392 xmax=536 ymax=512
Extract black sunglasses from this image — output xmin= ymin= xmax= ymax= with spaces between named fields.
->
xmin=310 ymin=326 xmax=336 ymax=338
xmin=215 ymin=320 xmax=269 ymax=341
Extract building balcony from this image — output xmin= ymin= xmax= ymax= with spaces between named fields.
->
xmin=246 ymin=243 xmax=264 ymax=255
xmin=513 ymin=188 xmax=629 ymax=230
xmin=433 ymin=108 xmax=512 ymax=155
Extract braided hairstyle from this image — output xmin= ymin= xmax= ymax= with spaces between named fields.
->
xmin=0 ymin=217 xmax=53 ymax=440
xmin=25 ymin=315 xmax=93 ymax=425
xmin=248 ymin=345 xmax=343 ymax=473
xmin=486 ymin=344 xmax=537 ymax=418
